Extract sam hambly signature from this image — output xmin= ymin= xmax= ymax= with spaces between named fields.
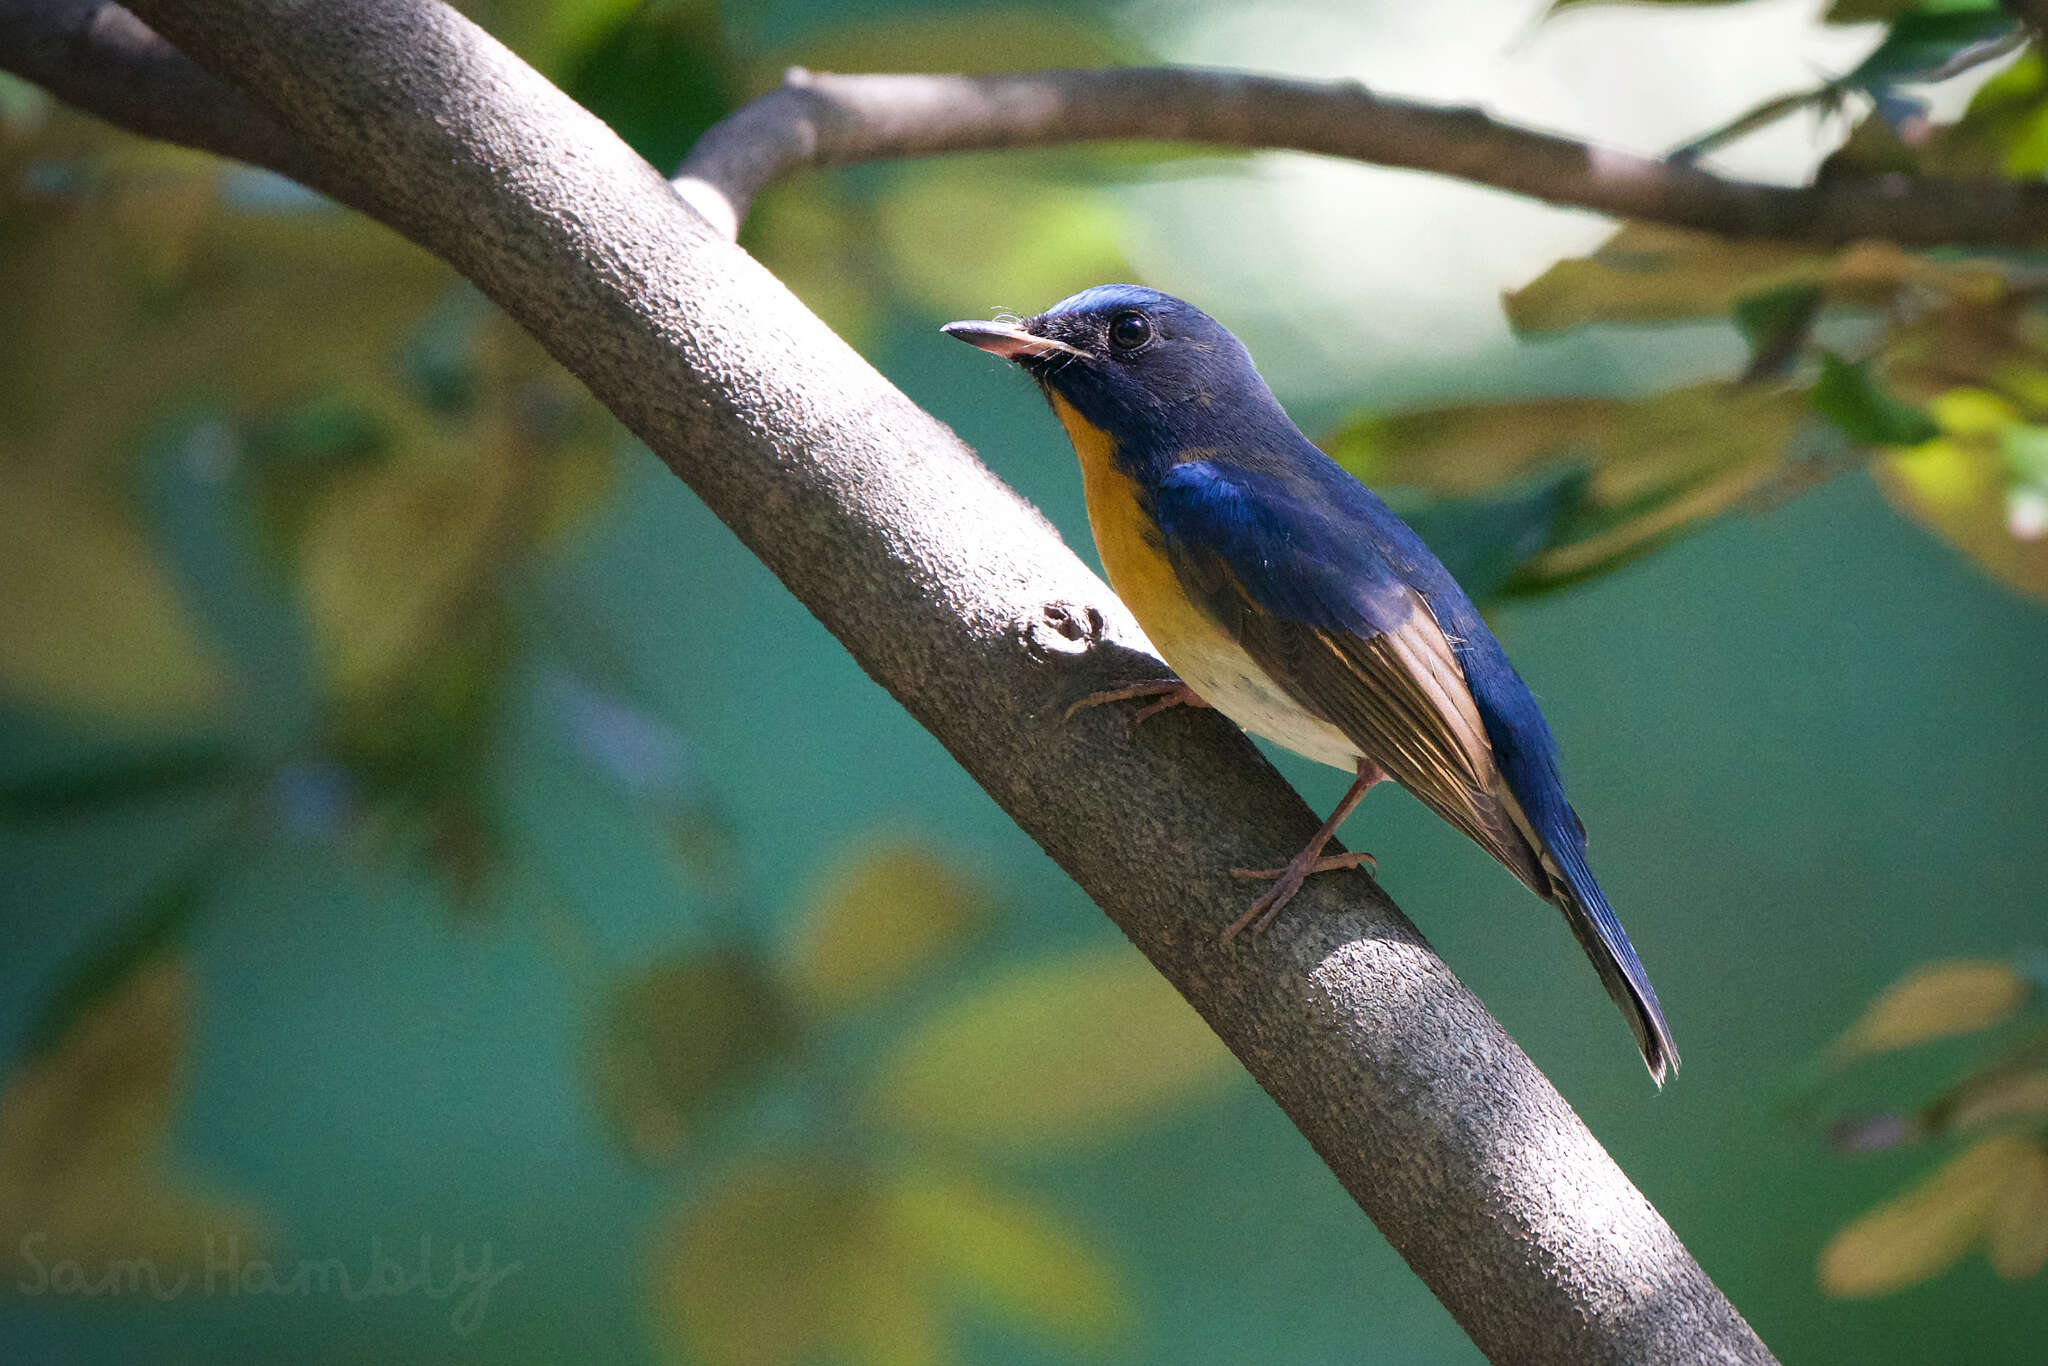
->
xmin=16 ymin=1233 xmax=522 ymax=1335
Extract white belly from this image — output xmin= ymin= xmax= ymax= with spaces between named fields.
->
xmin=1168 ymin=636 xmax=1363 ymax=772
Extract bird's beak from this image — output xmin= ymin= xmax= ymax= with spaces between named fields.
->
xmin=940 ymin=320 xmax=1085 ymax=362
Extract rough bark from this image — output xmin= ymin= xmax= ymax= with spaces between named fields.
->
xmin=6 ymin=1 xmax=1777 ymax=1360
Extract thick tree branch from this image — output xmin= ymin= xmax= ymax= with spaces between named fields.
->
xmin=674 ymin=65 xmax=2048 ymax=246
xmin=14 ymin=0 xmax=1776 ymax=1360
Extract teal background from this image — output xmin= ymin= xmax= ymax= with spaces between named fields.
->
xmin=6 ymin=0 xmax=2048 ymax=1362
xmin=8 ymin=365 xmax=2046 ymax=1365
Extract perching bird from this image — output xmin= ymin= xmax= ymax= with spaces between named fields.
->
xmin=944 ymin=285 xmax=1677 ymax=1082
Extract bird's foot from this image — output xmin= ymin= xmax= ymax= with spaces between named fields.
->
xmin=1221 ymin=851 xmax=1376 ymax=943
xmin=1062 ymin=679 xmax=1209 ymax=727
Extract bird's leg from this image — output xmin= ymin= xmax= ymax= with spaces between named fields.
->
xmin=1222 ymin=759 xmax=1384 ymax=943
xmin=1062 ymin=679 xmax=1210 ymax=727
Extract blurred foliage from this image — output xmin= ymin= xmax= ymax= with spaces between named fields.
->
xmin=0 ymin=957 xmax=273 ymax=1295
xmin=785 ymin=841 xmax=987 ymax=1010
xmin=867 ymin=949 xmax=1239 ymax=1153
xmin=608 ymin=839 xmax=1232 ymax=1363
xmin=1332 ymin=0 xmax=2048 ymax=606
xmin=1813 ymin=954 xmax=2048 ymax=1296
xmin=9 ymin=0 xmax=2048 ymax=1357
xmin=0 ymin=1 xmax=1226 ymax=1356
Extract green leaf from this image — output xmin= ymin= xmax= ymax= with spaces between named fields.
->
xmin=783 ymin=839 xmax=987 ymax=1012
xmin=23 ymin=855 xmax=222 ymax=1057
xmin=1733 ymin=283 xmax=1822 ymax=381
xmin=584 ymin=947 xmax=794 ymax=1163
xmin=0 ymin=739 xmax=248 ymax=822
xmin=1841 ymin=10 xmax=2017 ymax=90
xmin=245 ymin=394 xmax=391 ymax=476
xmin=562 ymin=0 xmax=736 ymax=173
xmin=1820 ymin=1135 xmax=2036 ymax=1297
xmin=883 ymin=1171 xmax=1129 ymax=1350
xmin=330 ymin=602 xmax=509 ymax=795
xmin=1829 ymin=958 xmax=2031 ymax=1062
xmin=1812 ymin=352 xmax=1943 ymax=447
xmin=1826 ymin=0 xmax=2004 ymax=20
xmin=867 ymin=947 xmax=1238 ymax=1151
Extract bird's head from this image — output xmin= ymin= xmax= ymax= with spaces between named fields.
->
xmin=943 ymin=285 xmax=1283 ymax=461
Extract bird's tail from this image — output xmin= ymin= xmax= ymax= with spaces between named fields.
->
xmin=1546 ymin=840 xmax=1679 ymax=1085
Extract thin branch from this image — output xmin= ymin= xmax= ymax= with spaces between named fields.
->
xmin=675 ymin=65 xmax=2048 ymax=246
xmin=10 ymin=3 xmax=2048 ymax=255
xmin=21 ymin=1 xmax=1776 ymax=1360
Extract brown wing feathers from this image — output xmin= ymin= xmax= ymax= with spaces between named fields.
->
xmin=1231 ymin=586 xmax=1548 ymax=895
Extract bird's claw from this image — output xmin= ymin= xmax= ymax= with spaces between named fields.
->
xmin=1221 ymin=851 xmax=1376 ymax=943
xmin=1061 ymin=679 xmax=1207 ymax=726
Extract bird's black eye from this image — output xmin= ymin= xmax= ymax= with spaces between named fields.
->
xmin=1107 ymin=311 xmax=1152 ymax=352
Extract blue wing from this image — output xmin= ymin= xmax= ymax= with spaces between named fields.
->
xmin=1150 ymin=451 xmax=1678 ymax=1080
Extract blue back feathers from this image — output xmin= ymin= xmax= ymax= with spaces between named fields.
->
xmin=1015 ymin=284 xmax=1676 ymax=1078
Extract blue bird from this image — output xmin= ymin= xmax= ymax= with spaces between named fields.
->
xmin=944 ymin=285 xmax=1678 ymax=1083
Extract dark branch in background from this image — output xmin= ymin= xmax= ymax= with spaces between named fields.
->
xmin=9 ymin=1 xmax=1779 ymax=1361
xmin=7 ymin=9 xmax=2047 ymax=253
xmin=675 ymin=65 xmax=2048 ymax=246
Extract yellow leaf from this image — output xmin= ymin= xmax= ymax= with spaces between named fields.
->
xmin=1329 ymin=382 xmax=1803 ymax=504
xmin=884 ymin=1170 xmax=1128 ymax=1350
xmin=1830 ymin=959 xmax=2030 ymax=1062
xmin=1946 ymin=1071 xmax=2048 ymax=1135
xmin=1875 ymin=430 xmax=2048 ymax=604
xmin=1927 ymin=388 xmax=2019 ymax=438
xmin=299 ymin=445 xmax=524 ymax=702
xmin=1987 ymin=1145 xmax=2048 ymax=1281
xmin=0 ymin=958 xmax=272 ymax=1291
xmin=784 ymin=839 xmax=986 ymax=1012
xmin=1507 ymin=223 xmax=1945 ymax=335
xmin=647 ymin=1158 xmax=941 ymax=1366
xmin=1819 ymin=1135 xmax=2037 ymax=1298
xmin=584 ymin=949 xmax=792 ymax=1164
xmin=0 ymin=467 xmax=226 ymax=721
xmin=867 ymin=946 xmax=1238 ymax=1150
xmin=1328 ymin=396 xmax=1618 ymax=495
